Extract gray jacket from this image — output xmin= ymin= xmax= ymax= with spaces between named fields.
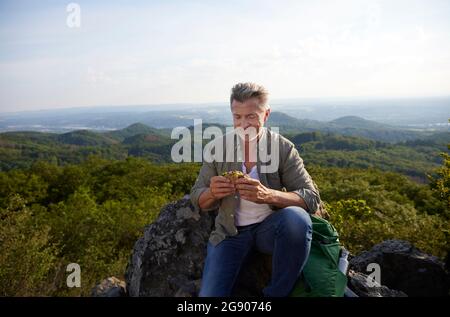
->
xmin=190 ymin=127 xmax=321 ymax=246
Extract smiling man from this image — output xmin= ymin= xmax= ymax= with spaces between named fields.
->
xmin=190 ymin=82 xmax=322 ymax=297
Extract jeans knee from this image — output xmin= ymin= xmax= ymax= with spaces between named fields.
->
xmin=278 ymin=206 xmax=312 ymax=241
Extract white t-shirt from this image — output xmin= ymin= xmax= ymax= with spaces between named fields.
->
xmin=235 ymin=162 xmax=274 ymax=226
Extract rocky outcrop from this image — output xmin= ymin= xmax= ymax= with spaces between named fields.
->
xmin=346 ymin=270 xmax=407 ymax=297
xmin=91 ymin=276 xmax=127 ymax=297
xmin=125 ymin=198 xmax=214 ymax=296
xmin=349 ymin=239 xmax=449 ymax=297
xmin=123 ymin=197 xmax=449 ymax=297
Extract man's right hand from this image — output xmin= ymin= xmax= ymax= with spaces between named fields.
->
xmin=210 ymin=176 xmax=236 ymax=200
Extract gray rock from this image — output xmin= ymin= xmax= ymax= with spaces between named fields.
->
xmin=125 ymin=198 xmax=215 ymax=296
xmin=347 ymin=270 xmax=407 ymax=297
xmin=174 ymin=279 xmax=202 ymax=297
xmin=91 ymin=276 xmax=126 ymax=297
xmin=350 ymin=239 xmax=449 ymax=297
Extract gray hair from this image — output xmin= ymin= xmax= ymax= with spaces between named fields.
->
xmin=230 ymin=82 xmax=270 ymax=109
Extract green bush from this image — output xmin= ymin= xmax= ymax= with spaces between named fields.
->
xmin=326 ymin=198 xmax=449 ymax=258
xmin=0 ymin=157 xmax=194 ymax=296
xmin=0 ymin=195 xmax=58 ymax=296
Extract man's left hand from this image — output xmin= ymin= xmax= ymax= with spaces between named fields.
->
xmin=235 ymin=177 xmax=274 ymax=204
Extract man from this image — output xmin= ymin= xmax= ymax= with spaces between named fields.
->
xmin=190 ymin=82 xmax=321 ymax=297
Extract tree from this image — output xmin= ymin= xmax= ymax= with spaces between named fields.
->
xmin=429 ymin=140 xmax=450 ymax=217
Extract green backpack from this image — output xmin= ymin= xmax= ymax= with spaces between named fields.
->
xmin=290 ymin=215 xmax=348 ymax=297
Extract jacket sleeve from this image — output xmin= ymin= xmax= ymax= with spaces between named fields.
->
xmin=280 ymin=143 xmax=322 ymax=213
xmin=190 ymin=161 xmax=220 ymax=212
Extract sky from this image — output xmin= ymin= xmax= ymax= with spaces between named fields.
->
xmin=1 ymin=0 xmax=450 ymax=112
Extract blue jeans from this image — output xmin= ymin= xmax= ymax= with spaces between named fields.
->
xmin=199 ymin=206 xmax=313 ymax=297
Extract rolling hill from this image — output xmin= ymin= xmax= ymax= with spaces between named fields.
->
xmin=0 ymin=120 xmax=447 ymax=181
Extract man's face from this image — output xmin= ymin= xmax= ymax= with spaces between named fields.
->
xmin=231 ymin=97 xmax=270 ymax=140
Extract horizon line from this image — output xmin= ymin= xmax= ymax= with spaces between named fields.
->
xmin=1 ymin=94 xmax=450 ymax=115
